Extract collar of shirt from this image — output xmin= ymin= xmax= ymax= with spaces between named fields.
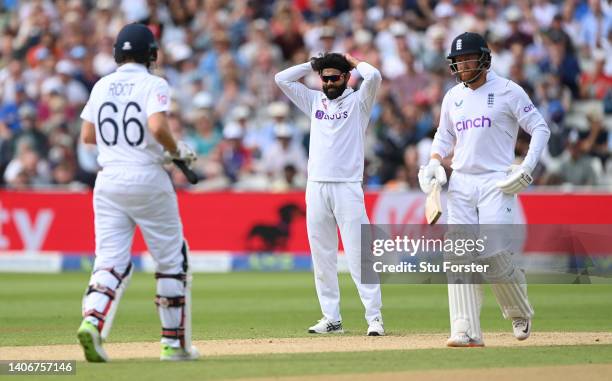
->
xmin=116 ymin=63 xmax=148 ymax=73
xmin=462 ymin=70 xmax=498 ymax=92
xmin=323 ymin=87 xmax=354 ymax=102
xmin=486 ymin=70 xmax=498 ymax=82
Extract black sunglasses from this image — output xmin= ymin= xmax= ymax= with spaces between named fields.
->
xmin=321 ymin=74 xmax=342 ymax=83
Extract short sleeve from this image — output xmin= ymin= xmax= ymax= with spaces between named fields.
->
xmin=146 ymin=79 xmax=171 ymax=117
xmin=80 ymin=99 xmax=95 ymax=123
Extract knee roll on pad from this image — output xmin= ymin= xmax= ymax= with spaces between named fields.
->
xmin=82 ymin=263 xmax=133 ymax=336
xmin=478 ymin=251 xmax=524 ymax=284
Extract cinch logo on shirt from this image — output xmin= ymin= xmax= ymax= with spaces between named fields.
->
xmin=456 ymin=116 xmax=492 ymax=131
xmin=315 ymin=110 xmax=349 ymax=120
xmin=523 ymin=104 xmax=535 ymax=113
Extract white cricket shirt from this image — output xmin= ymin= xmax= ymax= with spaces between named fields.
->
xmin=275 ymin=62 xmax=382 ymax=182
xmin=431 ymin=71 xmax=550 ymax=174
xmin=80 ymin=63 xmax=170 ymax=168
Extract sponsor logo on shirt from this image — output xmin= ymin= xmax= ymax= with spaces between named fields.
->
xmin=455 ymin=115 xmax=492 ymax=131
xmin=523 ymin=103 xmax=535 ymax=113
xmin=315 ymin=110 xmax=349 ymax=120
xmin=454 ymin=100 xmax=463 ymax=108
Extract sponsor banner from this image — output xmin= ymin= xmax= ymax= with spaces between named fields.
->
xmin=232 ymin=253 xmax=312 ymax=272
xmin=61 ymin=255 xmax=144 ymax=272
xmin=141 ymin=252 xmax=233 ymax=273
xmin=2 ymin=191 xmax=612 ymax=255
xmin=0 ymin=252 xmax=62 ymax=273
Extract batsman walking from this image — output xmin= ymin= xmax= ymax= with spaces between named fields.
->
xmin=419 ymin=32 xmax=550 ymax=347
xmin=77 ymin=23 xmax=198 ymax=362
xmin=275 ymin=53 xmax=384 ymax=336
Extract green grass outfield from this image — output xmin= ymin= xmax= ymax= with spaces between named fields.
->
xmin=1 ymin=272 xmax=611 ymax=380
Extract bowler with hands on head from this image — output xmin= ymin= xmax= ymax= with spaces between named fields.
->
xmin=275 ymin=52 xmax=384 ymax=336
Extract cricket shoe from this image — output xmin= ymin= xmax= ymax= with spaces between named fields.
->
xmin=77 ymin=320 xmax=109 ymax=362
xmin=160 ymin=345 xmax=200 ymax=361
xmin=308 ymin=318 xmax=344 ymax=334
xmin=512 ymin=318 xmax=531 ymax=341
xmin=367 ymin=317 xmax=385 ymax=336
xmin=446 ymin=333 xmax=485 ymax=347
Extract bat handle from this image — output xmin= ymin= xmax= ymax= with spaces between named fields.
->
xmin=173 ymin=159 xmax=199 ymax=185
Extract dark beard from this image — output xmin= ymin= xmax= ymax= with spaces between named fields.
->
xmin=323 ymin=82 xmax=347 ymax=100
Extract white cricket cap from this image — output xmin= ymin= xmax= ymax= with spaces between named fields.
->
xmin=434 ymin=3 xmax=454 ymax=19
xmin=168 ymin=43 xmax=192 ymax=62
xmin=268 ymin=101 xmax=289 ymax=118
xmin=193 ymin=91 xmax=214 ymax=109
xmin=427 ymin=25 xmax=446 ymax=41
xmin=223 ymin=122 xmax=243 ymax=139
xmin=56 ymin=60 xmax=76 ymax=76
xmin=319 ymin=26 xmax=335 ymax=39
xmin=505 ymin=7 xmax=522 ymax=22
xmin=41 ymin=79 xmax=65 ymax=95
xmin=354 ymin=29 xmax=373 ymax=45
xmin=593 ymin=49 xmax=606 ymax=62
xmin=274 ymin=123 xmax=293 ymax=138
xmin=232 ymin=105 xmax=250 ymax=120
xmin=389 ymin=22 xmax=408 ymax=37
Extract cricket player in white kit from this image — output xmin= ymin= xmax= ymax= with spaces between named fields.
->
xmin=275 ymin=53 xmax=384 ymax=336
xmin=76 ymin=23 xmax=198 ymax=362
xmin=418 ymin=32 xmax=550 ymax=347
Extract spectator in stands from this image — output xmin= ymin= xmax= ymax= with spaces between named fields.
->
xmin=260 ymin=123 xmax=307 ymax=182
xmin=504 ymin=7 xmax=534 ymax=50
xmin=4 ymin=139 xmax=51 ymax=187
xmin=216 ymin=122 xmax=253 ymax=184
xmin=554 ymin=130 xmax=599 ymax=186
xmin=0 ymin=0 xmax=608 ymax=191
xmin=580 ymin=49 xmax=612 ymax=100
xmin=187 ymin=108 xmax=222 ymax=158
xmin=579 ymin=0 xmax=612 ymax=50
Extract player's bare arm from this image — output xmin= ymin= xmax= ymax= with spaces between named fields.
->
xmin=80 ymin=120 xmax=96 ymax=145
xmin=148 ymin=112 xmax=178 ymax=154
xmin=344 ymin=53 xmax=360 ymax=69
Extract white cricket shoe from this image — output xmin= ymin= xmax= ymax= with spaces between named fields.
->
xmin=308 ymin=318 xmax=343 ymax=334
xmin=512 ymin=318 xmax=531 ymax=341
xmin=160 ymin=344 xmax=200 ymax=361
xmin=367 ymin=317 xmax=385 ymax=336
xmin=446 ymin=332 xmax=485 ymax=347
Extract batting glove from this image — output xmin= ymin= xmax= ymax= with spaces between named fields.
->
xmin=496 ymin=164 xmax=533 ymax=194
xmin=165 ymin=141 xmax=197 ymax=167
xmin=418 ymin=159 xmax=447 ymax=194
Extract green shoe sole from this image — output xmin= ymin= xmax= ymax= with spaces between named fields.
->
xmin=77 ymin=322 xmax=108 ymax=363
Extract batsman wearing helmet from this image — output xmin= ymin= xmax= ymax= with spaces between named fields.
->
xmin=275 ymin=53 xmax=384 ymax=336
xmin=76 ymin=23 xmax=198 ymax=361
xmin=418 ymin=32 xmax=550 ymax=347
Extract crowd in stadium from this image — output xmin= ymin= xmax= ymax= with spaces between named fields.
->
xmin=0 ymin=0 xmax=610 ymax=191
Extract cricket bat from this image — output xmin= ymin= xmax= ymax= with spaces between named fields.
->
xmin=425 ymin=180 xmax=442 ymax=225
xmin=173 ymin=159 xmax=199 ymax=185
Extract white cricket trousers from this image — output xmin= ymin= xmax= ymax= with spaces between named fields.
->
xmin=92 ymin=166 xmax=184 ymax=274
xmin=447 ymin=171 xmax=533 ymax=341
xmin=306 ymin=181 xmax=382 ymax=324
